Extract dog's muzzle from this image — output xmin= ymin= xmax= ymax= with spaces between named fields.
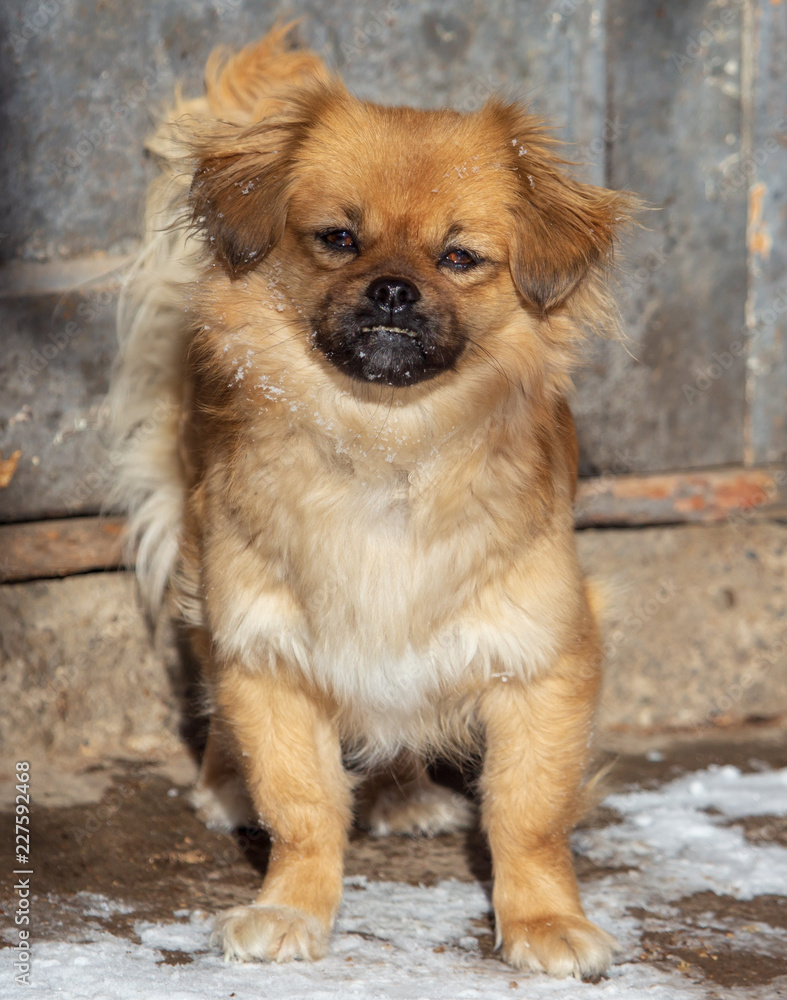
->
xmin=312 ymin=276 xmax=463 ymax=387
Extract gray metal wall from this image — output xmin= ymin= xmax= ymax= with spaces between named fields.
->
xmin=1 ymin=0 xmax=784 ymax=521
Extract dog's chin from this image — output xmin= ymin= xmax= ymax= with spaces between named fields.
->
xmin=314 ymin=325 xmax=463 ymax=388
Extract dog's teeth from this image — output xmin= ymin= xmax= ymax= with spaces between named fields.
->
xmin=360 ymin=325 xmax=417 ymax=337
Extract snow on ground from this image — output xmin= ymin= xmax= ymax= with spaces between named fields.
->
xmin=4 ymin=764 xmax=787 ymax=1000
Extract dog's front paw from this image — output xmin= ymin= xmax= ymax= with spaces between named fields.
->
xmin=368 ymin=782 xmax=475 ymax=837
xmin=211 ymin=904 xmax=329 ymax=962
xmin=500 ymin=915 xmax=619 ymax=978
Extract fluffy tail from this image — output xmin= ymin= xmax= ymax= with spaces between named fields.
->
xmin=107 ymin=25 xmax=327 ymax=610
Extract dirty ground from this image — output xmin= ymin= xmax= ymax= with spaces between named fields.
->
xmin=1 ymin=724 xmax=786 ymax=999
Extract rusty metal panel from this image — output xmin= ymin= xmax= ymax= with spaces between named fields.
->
xmin=747 ymin=0 xmax=787 ymax=464
xmin=573 ymin=0 xmax=749 ymax=475
xmin=0 ymin=0 xmax=607 ymax=264
xmin=2 ymin=0 xmax=779 ymax=515
xmin=0 ymin=0 xmax=611 ymax=520
xmin=0 ymin=284 xmax=118 ymax=521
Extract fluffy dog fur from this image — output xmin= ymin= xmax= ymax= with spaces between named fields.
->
xmin=109 ymin=25 xmax=635 ymax=978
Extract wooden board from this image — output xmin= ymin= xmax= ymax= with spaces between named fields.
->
xmin=2 ymin=466 xmax=784 ymax=582
xmin=575 ymin=465 xmax=787 ymax=527
xmin=0 ymin=517 xmax=125 ymax=583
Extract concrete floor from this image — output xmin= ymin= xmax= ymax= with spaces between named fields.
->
xmin=1 ymin=724 xmax=786 ymax=997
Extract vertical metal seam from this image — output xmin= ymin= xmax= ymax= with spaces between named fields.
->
xmin=603 ymin=0 xmax=614 ymax=189
xmin=741 ymin=0 xmax=756 ymax=468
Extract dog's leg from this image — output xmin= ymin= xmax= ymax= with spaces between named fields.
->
xmin=209 ymin=665 xmax=352 ymax=963
xmin=190 ymin=719 xmax=254 ymax=831
xmin=357 ymin=753 xmax=474 ymax=837
xmin=478 ymin=645 xmax=619 ymax=978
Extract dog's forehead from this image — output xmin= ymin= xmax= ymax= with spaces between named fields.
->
xmin=293 ymin=101 xmax=517 ymax=226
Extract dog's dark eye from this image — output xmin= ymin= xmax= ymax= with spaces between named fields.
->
xmin=440 ymin=248 xmax=479 ymax=270
xmin=319 ymin=229 xmax=358 ymax=251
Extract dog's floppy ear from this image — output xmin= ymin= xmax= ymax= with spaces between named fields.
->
xmin=189 ymin=114 xmax=303 ymax=279
xmin=189 ymin=79 xmax=341 ymax=279
xmin=489 ymin=100 xmax=634 ymax=313
xmin=190 ymin=143 xmax=287 ymax=278
xmin=511 ymin=179 xmax=629 ymax=313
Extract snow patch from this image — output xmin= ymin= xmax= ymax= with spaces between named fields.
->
xmin=12 ymin=766 xmax=787 ymax=999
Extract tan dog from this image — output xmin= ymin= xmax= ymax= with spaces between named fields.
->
xmin=109 ymin=25 xmax=634 ymax=978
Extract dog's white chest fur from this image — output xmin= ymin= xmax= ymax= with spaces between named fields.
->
xmin=208 ymin=452 xmax=566 ymax=749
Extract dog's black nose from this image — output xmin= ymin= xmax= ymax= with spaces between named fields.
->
xmin=366 ymin=276 xmax=421 ymax=313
